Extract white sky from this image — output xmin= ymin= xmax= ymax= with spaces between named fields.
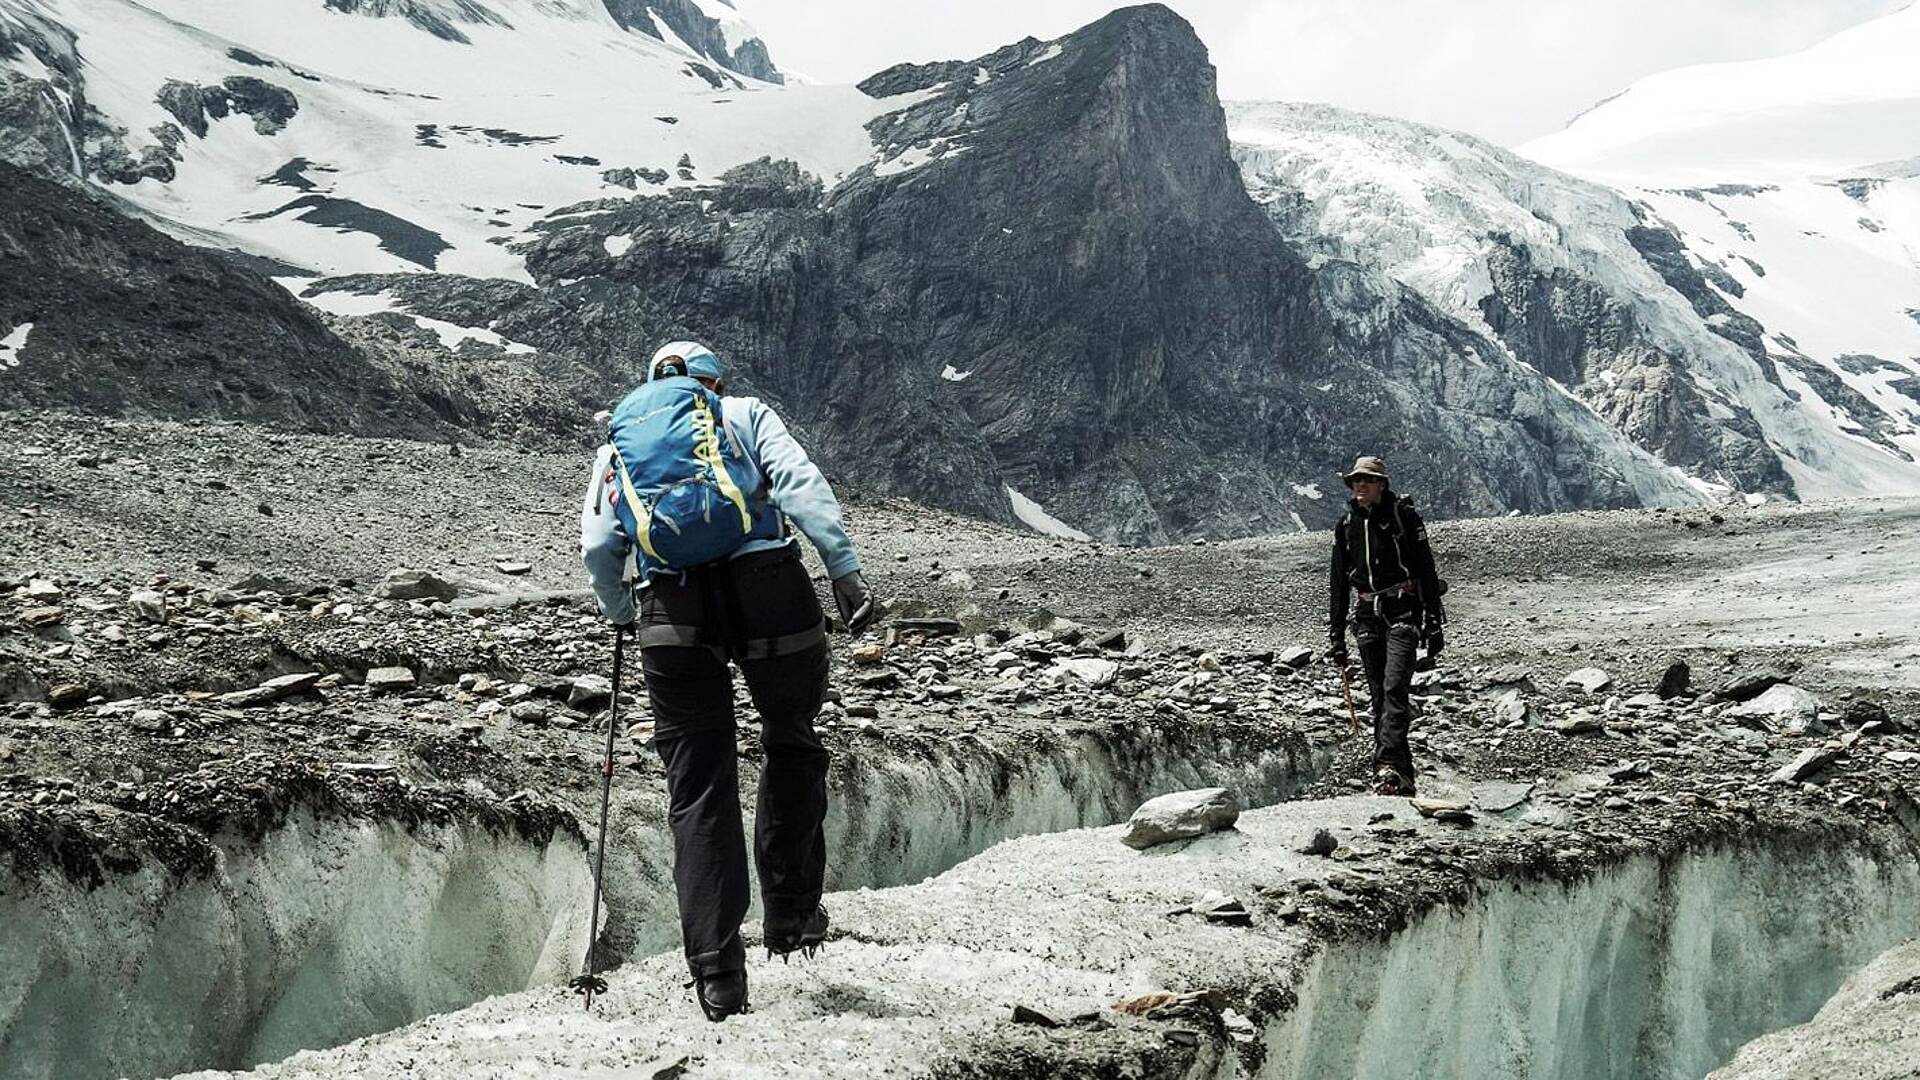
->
xmin=734 ymin=0 xmax=1911 ymax=145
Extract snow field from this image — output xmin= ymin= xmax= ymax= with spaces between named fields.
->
xmin=294 ymin=284 xmax=539 ymax=354
xmin=1520 ymin=5 xmax=1920 ymax=186
xmin=16 ymin=0 xmax=898 ymax=280
xmin=0 ymin=810 xmax=590 ymax=1080
xmin=0 ymin=322 xmax=31 ymax=369
xmin=1005 ymin=484 xmax=1093 ymax=542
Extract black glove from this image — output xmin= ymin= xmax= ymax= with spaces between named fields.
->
xmin=832 ymin=571 xmax=876 ymax=635
xmin=1423 ymin=625 xmax=1444 ymax=659
xmin=1325 ymin=635 xmax=1349 ymax=669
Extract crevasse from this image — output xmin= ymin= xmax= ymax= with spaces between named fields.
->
xmin=1266 ymin=837 xmax=1920 ymax=1080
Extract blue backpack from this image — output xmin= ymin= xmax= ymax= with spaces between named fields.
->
xmin=607 ymin=376 xmax=760 ymax=573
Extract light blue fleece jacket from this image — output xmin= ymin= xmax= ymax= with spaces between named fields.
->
xmin=579 ymin=395 xmax=862 ymax=625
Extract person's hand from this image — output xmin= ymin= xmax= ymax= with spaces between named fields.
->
xmin=832 ymin=572 xmax=876 ymax=635
xmin=1424 ymin=626 xmax=1444 ymax=659
xmin=1325 ymin=638 xmax=1349 ymax=670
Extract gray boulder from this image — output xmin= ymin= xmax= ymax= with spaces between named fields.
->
xmin=127 ymin=589 xmax=168 ymax=624
xmin=567 ymin=675 xmax=613 ymax=710
xmin=1656 ymin=659 xmax=1691 ymax=699
xmin=1297 ymin=827 xmax=1338 ymax=856
xmin=220 ymin=671 xmax=322 ymax=707
xmin=1713 ymin=667 xmax=1793 ymax=703
xmin=1491 ymin=690 xmax=1530 ymax=726
xmin=366 ymin=666 xmax=418 ymax=694
xmin=1051 ymin=657 xmax=1119 ymax=688
xmin=1727 ymin=684 xmax=1822 ymax=733
xmin=1769 ymin=746 xmax=1840 ymax=784
xmin=1122 ymin=787 xmax=1242 ymax=850
xmin=1563 ymin=667 xmax=1613 ymax=694
xmin=374 ymin=569 xmax=458 ymax=602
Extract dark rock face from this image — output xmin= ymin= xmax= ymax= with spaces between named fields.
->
xmin=1624 ymin=221 xmax=1774 ymax=378
xmin=0 ymin=12 xmax=270 ymax=186
xmin=0 ymin=163 xmax=464 ymax=435
xmin=157 ymin=76 xmax=298 ymax=138
xmin=1623 ymin=218 xmax=1915 ymax=475
xmin=1478 ymin=233 xmax=1791 ymax=496
xmin=319 ymin=0 xmax=511 ymax=44
xmin=602 ymin=0 xmax=783 ymax=84
xmin=0 ymin=69 xmax=77 ymax=179
xmin=322 ymin=5 xmax=1687 ymax=541
xmin=1776 ymin=355 xmax=1910 ymax=460
xmin=221 ymin=77 xmax=299 ymax=133
xmin=245 ymin=194 xmax=449 ymax=268
xmin=0 ymin=10 xmax=92 ymax=181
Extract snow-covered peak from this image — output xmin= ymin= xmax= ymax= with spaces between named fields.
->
xmin=1230 ymin=102 xmax=1640 ymax=317
xmin=1231 ymin=98 xmax=1920 ymax=501
xmin=1523 ymin=3 xmax=1920 ymax=185
xmin=684 ymin=0 xmax=754 ymax=55
xmin=1508 ymin=4 xmax=1920 ymax=495
xmin=0 ymin=0 xmax=894 ymax=280
xmin=94 ymin=0 xmax=763 ymax=99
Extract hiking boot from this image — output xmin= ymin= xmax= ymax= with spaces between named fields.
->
xmin=765 ymin=904 xmax=829 ymax=961
xmin=1374 ymin=767 xmax=1413 ymax=797
xmin=692 ymin=969 xmax=749 ymax=1022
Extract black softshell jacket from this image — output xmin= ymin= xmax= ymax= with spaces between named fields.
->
xmin=1328 ymin=489 xmax=1445 ymax=635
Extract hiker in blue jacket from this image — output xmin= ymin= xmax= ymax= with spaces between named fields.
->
xmin=580 ymin=340 xmax=876 ymax=1021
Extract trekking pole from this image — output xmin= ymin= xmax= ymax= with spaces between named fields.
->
xmin=570 ymin=624 xmax=627 ymax=1009
xmin=1339 ymin=663 xmax=1361 ymax=739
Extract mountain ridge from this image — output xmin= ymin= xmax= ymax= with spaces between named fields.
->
xmin=12 ymin=2 xmax=1919 ymax=540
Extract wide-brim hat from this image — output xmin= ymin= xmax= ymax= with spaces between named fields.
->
xmin=1343 ymin=455 xmax=1389 ymax=485
xmin=648 ymin=340 xmax=724 ymax=382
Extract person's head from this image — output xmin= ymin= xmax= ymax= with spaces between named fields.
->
xmin=649 ymin=340 xmax=725 ymax=394
xmin=1343 ymin=455 xmax=1389 ymax=508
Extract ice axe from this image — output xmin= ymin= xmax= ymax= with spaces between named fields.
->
xmin=1338 ymin=662 xmax=1361 ymax=739
xmin=570 ymin=624 xmax=627 ymax=1010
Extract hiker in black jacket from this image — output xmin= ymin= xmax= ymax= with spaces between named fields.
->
xmin=1325 ymin=455 xmax=1446 ymax=796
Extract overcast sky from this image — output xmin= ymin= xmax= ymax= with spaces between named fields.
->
xmin=733 ymin=0 xmax=1910 ymax=145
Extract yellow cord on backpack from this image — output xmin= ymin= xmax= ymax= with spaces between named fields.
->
xmin=609 ymin=446 xmax=661 ymax=562
xmin=690 ymin=395 xmax=752 ymax=532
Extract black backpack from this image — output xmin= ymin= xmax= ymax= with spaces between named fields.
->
xmin=1340 ymin=494 xmax=1449 ymax=598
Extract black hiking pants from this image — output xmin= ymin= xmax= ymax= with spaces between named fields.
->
xmin=637 ymin=546 xmax=831 ymax=978
xmin=1352 ymin=598 xmax=1421 ymax=783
